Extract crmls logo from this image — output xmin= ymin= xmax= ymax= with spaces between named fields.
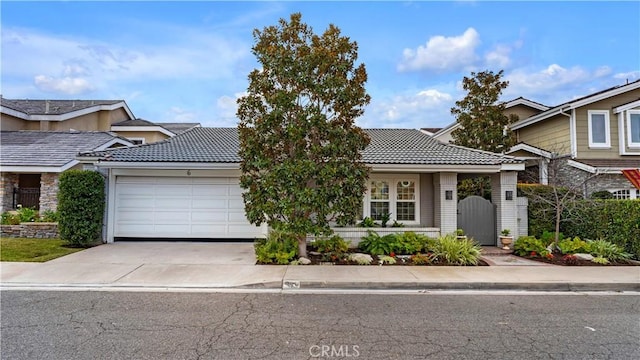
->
xmin=309 ymin=345 xmax=360 ymax=358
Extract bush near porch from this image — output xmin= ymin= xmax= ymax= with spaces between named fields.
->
xmin=58 ymin=170 xmax=105 ymax=247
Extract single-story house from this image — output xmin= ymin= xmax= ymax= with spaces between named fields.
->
xmin=0 ymin=130 xmax=134 ymax=213
xmin=78 ymin=127 xmax=525 ymax=244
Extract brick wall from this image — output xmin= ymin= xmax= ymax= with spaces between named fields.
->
xmin=0 ymin=223 xmax=59 ymax=238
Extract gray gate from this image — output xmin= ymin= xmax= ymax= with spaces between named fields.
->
xmin=457 ymin=196 xmax=496 ymax=246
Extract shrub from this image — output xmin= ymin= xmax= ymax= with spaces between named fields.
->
xmin=348 ymin=253 xmax=373 ymax=265
xmin=591 ymin=257 xmax=610 ymax=265
xmin=410 ymin=253 xmax=431 ymax=265
xmin=394 ymin=232 xmax=429 ymax=254
xmin=431 ymin=234 xmax=481 ymax=266
xmin=1 ymin=212 xmax=20 ymax=225
xmin=513 ymin=236 xmax=549 ymax=257
xmin=16 ymin=206 xmax=39 ymax=222
xmin=556 ymin=237 xmax=589 ymax=254
xmin=378 ymin=255 xmax=396 ymax=265
xmin=561 ymin=200 xmax=640 ymax=259
xmin=358 ymin=217 xmax=378 ymax=228
xmin=587 ymin=239 xmax=631 ymax=261
xmin=312 ymin=235 xmax=350 ymax=254
xmin=518 ymin=184 xmax=562 ymax=238
xmin=540 ymin=231 xmax=563 ymax=245
xmin=58 ymin=170 xmax=105 ymax=247
xmin=590 ymin=190 xmax=613 ymax=199
xmin=358 ymin=230 xmax=393 ymax=255
xmin=39 ymin=210 xmax=59 ymax=222
xmin=254 ymin=230 xmax=298 ymax=264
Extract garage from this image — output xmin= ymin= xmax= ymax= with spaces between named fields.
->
xmin=113 ymin=176 xmax=263 ymax=239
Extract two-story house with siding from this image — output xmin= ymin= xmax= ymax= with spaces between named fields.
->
xmin=507 ymin=79 xmax=640 ymax=199
xmin=0 ymin=98 xmax=200 ymax=213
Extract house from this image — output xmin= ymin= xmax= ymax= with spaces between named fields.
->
xmin=0 ymin=131 xmax=134 ymax=213
xmin=78 ymin=127 xmax=524 ymax=244
xmin=507 ymin=80 xmax=640 ymax=198
xmin=0 ymin=98 xmax=181 ymax=145
xmin=430 ymin=97 xmax=550 ymax=144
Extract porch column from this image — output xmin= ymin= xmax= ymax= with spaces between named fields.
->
xmin=39 ymin=173 xmax=59 ymax=213
xmin=0 ymin=173 xmax=18 ymax=212
xmin=433 ymin=172 xmax=457 ymax=236
xmin=491 ymin=171 xmax=518 ymax=239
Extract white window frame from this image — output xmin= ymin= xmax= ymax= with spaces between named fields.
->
xmin=129 ymin=137 xmax=146 ymax=145
xmin=587 ymin=110 xmax=611 ymax=148
xmin=626 ymin=109 xmax=640 ymax=148
xmin=608 ymin=188 xmax=639 ymax=200
xmin=363 ymin=175 xmax=420 ymax=225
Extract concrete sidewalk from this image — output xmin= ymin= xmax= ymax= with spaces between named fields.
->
xmin=1 ymin=242 xmax=639 ymax=292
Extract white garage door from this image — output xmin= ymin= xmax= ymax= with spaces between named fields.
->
xmin=114 ymin=176 xmax=263 ymax=239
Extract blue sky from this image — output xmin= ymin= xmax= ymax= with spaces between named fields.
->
xmin=2 ymin=1 xmax=639 ymax=128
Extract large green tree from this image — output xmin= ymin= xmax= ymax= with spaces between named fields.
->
xmin=237 ymin=13 xmax=371 ymax=258
xmin=450 ymin=70 xmax=518 ymax=153
xmin=451 ymin=70 xmax=518 ymax=200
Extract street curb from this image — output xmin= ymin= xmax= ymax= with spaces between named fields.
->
xmin=294 ymin=281 xmax=640 ymax=292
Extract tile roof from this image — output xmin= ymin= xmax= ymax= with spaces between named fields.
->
xmin=112 ymin=118 xmax=157 ymax=126
xmin=81 ymin=127 xmax=521 ymax=166
xmin=156 ymin=122 xmax=201 ymax=134
xmin=1 ymin=98 xmax=123 ymax=115
xmin=1 ymin=131 xmax=129 ymax=167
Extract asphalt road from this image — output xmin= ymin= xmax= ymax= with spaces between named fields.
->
xmin=1 ymin=291 xmax=638 ymax=360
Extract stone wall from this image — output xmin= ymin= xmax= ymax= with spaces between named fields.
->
xmin=0 ymin=173 xmax=18 ymax=213
xmin=0 ymin=223 xmax=59 ymax=239
xmin=552 ymin=158 xmax=635 ymax=197
xmin=39 ymin=173 xmax=59 ymax=213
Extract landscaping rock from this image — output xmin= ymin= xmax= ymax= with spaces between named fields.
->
xmin=349 ymin=253 xmax=373 ymax=263
xmin=574 ymin=253 xmax=594 ymax=261
xmin=298 ymin=257 xmax=312 ymax=265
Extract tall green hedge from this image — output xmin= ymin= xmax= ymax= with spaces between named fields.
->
xmin=561 ymin=200 xmax=640 ymax=259
xmin=58 ymin=170 xmax=105 ymax=247
xmin=517 ymin=184 xmax=561 ymax=238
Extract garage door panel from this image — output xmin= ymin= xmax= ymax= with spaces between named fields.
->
xmin=115 ymin=176 xmax=262 ymax=239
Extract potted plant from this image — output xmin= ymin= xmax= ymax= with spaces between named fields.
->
xmin=499 ymin=229 xmax=513 ymax=250
xmin=455 ymin=229 xmax=467 ymax=240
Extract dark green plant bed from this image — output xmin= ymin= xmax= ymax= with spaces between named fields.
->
xmin=516 ymin=251 xmax=640 ymax=266
xmin=305 ymin=253 xmax=489 ymax=266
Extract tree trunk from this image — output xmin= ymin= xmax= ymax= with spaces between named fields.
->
xmin=298 ymin=235 xmax=307 ymax=258
xmin=555 ymin=205 xmax=562 ymax=245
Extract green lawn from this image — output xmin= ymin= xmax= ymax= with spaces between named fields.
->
xmin=0 ymin=237 xmax=85 ymax=262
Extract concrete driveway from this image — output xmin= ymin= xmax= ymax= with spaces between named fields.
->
xmin=48 ymin=241 xmax=257 ymax=265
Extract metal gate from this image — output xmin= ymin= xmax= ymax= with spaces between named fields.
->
xmin=13 ymin=188 xmax=40 ymax=210
xmin=457 ymin=196 xmax=496 ymax=245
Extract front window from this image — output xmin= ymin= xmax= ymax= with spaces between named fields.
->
xmin=365 ymin=176 xmax=420 ymax=224
xmin=611 ymin=189 xmax=630 ymax=200
xmin=370 ymin=181 xmax=389 ymax=220
xmin=588 ymin=110 xmax=610 ymax=148
xmin=627 ymin=110 xmax=640 ymax=147
xmin=396 ymin=180 xmax=416 ymax=221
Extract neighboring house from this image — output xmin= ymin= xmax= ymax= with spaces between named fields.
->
xmin=507 ymin=80 xmax=640 ymax=198
xmin=156 ymin=122 xmax=202 ymax=135
xmin=0 ymin=131 xmax=133 ymax=213
xmin=110 ymin=118 xmax=176 ymax=144
xmin=430 ymin=97 xmax=550 ymax=144
xmin=0 ymin=98 xmax=176 ymax=144
xmin=78 ymin=127 xmax=524 ymax=244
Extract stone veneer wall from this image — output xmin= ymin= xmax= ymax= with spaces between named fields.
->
xmin=39 ymin=173 xmax=59 ymax=213
xmin=553 ymin=158 xmax=635 ymax=198
xmin=0 ymin=223 xmax=59 ymax=238
xmin=0 ymin=173 xmax=18 ymax=213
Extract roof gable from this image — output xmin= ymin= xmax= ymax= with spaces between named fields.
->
xmin=0 ymin=98 xmax=135 ymax=121
xmin=0 ymin=131 xmax=133 ymax=169
xmin=511 ymin=79 xmax=640 ymax=130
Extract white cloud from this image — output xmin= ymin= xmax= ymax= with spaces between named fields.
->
xmin=166 ymin=106 xmax=197 ymax=123
xmin=484 ymin=44 xmax=512 ymax=68
xmin=1 ymin=26 xmax=250 ymax=97
xmin=34 ymin=75 xmax=94 ymax=95
xmin=397 ymin=28 xmax=480 ymax=72
xmin=614 ymin=70 xmax=640 ymax=81
xmin=359 ymin=89 xmax=455 ymax=128
xmin=503 ymin=64 xmax=624 ymax=105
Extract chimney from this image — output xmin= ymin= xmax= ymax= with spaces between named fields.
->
xmin=45 ymin=100 xmax=50 ymax=114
